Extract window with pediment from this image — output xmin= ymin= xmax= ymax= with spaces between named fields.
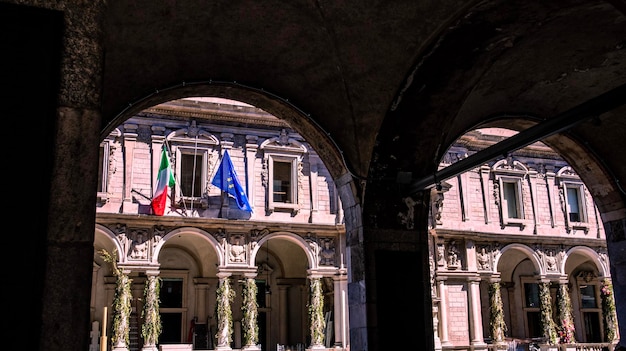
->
xmin=166 ymin=121 xmax=220 ymax=209
xmin=492 ymin=157 xmax=529 ymax=229
xmin=557 ymin=166 xmax=589 ymax=233
xmin=260 ymin=129 xmax=307 ymax=215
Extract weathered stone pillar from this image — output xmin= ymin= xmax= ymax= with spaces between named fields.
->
xmin=334 ymin=172 xmax=367 ymax=351
xmin=16 ymin=2 xmax=108 ymax=351
xmin=604 ymin=217 xmax=626 ymax=349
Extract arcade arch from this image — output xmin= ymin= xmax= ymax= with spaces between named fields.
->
xmin=93 ymin=93 xmax=356 ymax=351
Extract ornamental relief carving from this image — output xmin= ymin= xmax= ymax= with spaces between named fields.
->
xmin=476 ymin=245 xmax=492 ymax=271
xmin=111 ymin=224 xmax=167 ymax=262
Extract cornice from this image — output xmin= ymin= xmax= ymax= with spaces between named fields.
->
xmin=95 ymin=212 xmax=345 ymax=237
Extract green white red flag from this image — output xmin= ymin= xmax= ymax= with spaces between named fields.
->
xmin=151 ymin=147 xmax=176 ymax=216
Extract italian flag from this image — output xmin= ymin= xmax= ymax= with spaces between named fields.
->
xmin=151 ymin=147 xmax=176 ymax=216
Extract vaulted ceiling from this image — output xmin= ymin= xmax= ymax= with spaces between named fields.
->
xmin=101 ymin=0 xmax=626 ymax=212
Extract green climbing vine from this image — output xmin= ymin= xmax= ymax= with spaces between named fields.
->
xmin=601 ymin=279 xmax=618 ymax=342
xmin=100 ymin=249 xmax=132 ymax=348
xmin=556 ymin=284 xmax=575 ymax=344
xmin=216 ymin=277 xmax=235 ymax=347
xmin=539 ymin=282 xmax=559 ymax=345
xmin=142 ymin=275 xmax=162 ymax=347
xmin=242 ymin=278 xmax=259 ymax=347
xmin=308 ymin=278 xmax=326 ymax=347
xmin=489 ymin=282 xmax=507 ymax=343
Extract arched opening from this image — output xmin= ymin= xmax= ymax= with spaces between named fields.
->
xmin=94 ymin=93 xmax=360 ymax=351
xmin=425 ymin=126 xmax=620 ymax=349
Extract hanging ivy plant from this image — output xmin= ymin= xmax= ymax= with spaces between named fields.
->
xmin=308 ymin=278 xmax=326 ymax=347
xmin=100 ymin=249 xmax=133 ymax=348
xmin=142 ymin=275 xmax=162 ymax=347
xmin=556 ymin=284 xmax=576 ymax=344
xmin=242 ymin=278 xmax=259 ymax=347
xmin=489 ymin=282 xmax=507 ymax=343
xmin=601 ymin=279 xmax=618 ymax=342
xmin=539 ymin=282 xmax=559 ymax=345
xmin=215 ymin=277 xmax=235 ymax=347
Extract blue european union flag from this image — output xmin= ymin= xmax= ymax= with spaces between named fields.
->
xmin=211 ymin=150 xmax=253 ymax=212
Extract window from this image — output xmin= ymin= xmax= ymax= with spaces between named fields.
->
xmin=160 ymin=278 xmax=183 ymax=308
xmin=524 ymin=282 xmax=540 ymax=308
xmin=502 ymin=180 xmax=521 ymax=219
xmin=174 ymin=147 xmax=209 ymax=207
xmin=260 ymin=129 xmax=307 ymax=215
xmin=159 ymin=272 xmax=188 ymax=344
xmin=98 ymin=143 xmax=107 ymax=193
xmin=492 ymin=158 xmax=529 ymax=229
xmin=580 ymin=284 xmax=597 ymax=308
xmin=266 ymin=155 xmax=299 ymax=213
xmin=567 ymin=187 xmax=581 ymax=222
xmin=166 ymin=123 xmax=220 ymax=209
xmin=557 ymin=167 xmax=589 ymax=233
xmin=522 ymin=281 xmax=542 ymax=338
xmin=180 ymin=153 xmax=204 ymax=198
xmin=576 ymin=271 xmax=602 ymax=342
xmin=273 ymin=159 xmax=293 ymax=203
xmin=563 ymin=183 xmax=587 ymax=224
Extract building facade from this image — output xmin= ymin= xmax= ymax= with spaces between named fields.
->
xmin=427 ymin=128 xmax=619 ymax=350
xmin=91 ymin=99 xmax=618 ymax=351
xmin=92 ymin=98 xmax=348 ymax=351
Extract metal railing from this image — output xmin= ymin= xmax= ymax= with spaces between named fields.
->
xmin=441 ymin=341 xmax=617 ymax=351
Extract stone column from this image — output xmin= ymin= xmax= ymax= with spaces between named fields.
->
xmin=468 ymin=277 xmax=486 ymax=348
xmin=308 ymin=276 xmax=326 ymax=349
xmin=488 ymin=278 xmax=507 ymax=344
xmin=556 ymin=279 xmax=575 ymax=344
xmin=278 ymin=285 xmax=289 ymax=345
xmin=333 ymin=269 xmax=349 ymax=348
xmin=539 ymin=280 xmax=558 ymax=345
xmin=437 ymin=277 xmax=451 ymax=346
xmin=215 ymin=273 xmax=234 ymax=350
xmin=242 ymin=273 xmax=260 ymax=350
xmin=141 ymin=272 xmax=161 ymax=351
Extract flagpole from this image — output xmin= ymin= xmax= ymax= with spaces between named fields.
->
xmin=218 ymin=151 xmax=225 ymax=218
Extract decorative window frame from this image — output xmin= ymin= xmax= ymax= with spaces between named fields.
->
xmin=97 ymin=128 xmax=121 ymax=205
xmin=260 ymin=129 xmax=307 ymax=215
xmin=557 ymin=166 xmax=589 ymax=234
xmin=166 ymin=121 xmax=220 ymax=209
xmin=492 ymin=157 xmax=530 ymax=229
